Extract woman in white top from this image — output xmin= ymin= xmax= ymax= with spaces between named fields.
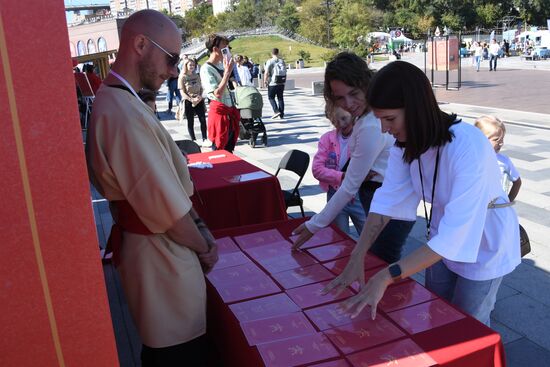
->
xmin=235 ymin=54 xmax=253 ymax=86
xmin=323 ymin=61 xmax=520 ymax=326
xmin=293 ymin=52 xmax=415 ymax=263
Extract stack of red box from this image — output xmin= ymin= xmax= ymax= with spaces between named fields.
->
xmin=207 ymin=223 xmax=465 ymax=367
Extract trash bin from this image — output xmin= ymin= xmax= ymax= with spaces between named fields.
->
xmin=296 ymin=59 xmax=304 ymax=69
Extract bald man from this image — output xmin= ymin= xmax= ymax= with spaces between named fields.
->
xmin=86 ymin=10 xmax=217 ymax=366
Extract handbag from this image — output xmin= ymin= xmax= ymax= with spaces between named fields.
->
xmin=488 ymin=198 xmax=531 ymax=257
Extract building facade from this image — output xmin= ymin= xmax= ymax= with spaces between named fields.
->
xmin=108 ymin=0 xmax=197 ymax=17
xmin=212 ymin=0 xmax=232 ymax=15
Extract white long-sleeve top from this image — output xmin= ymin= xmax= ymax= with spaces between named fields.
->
xmin=371 ymin=122 xmax=520 ymax=281
xmin=306 ymin=112 xmax=395 ymax=233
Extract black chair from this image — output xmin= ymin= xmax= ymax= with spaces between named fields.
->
xmin=275 ymin=149 xmax=310 ymax=217
xmin=176 ymin=139 xmax=201 ymax=155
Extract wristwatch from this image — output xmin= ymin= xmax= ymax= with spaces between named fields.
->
xmin=388 ymin=263 xmax=402 ymax=283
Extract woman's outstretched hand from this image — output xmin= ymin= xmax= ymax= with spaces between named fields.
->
xmin=291 ymin=222 xmax=313 ymax=250
xmin=337 ymin=267 xmax=391 ymax=320
xmin=321 ymin=255 xmax=365 ymax=297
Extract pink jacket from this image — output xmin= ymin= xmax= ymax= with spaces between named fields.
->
xmin=312 ymin=130 xmax=348 ymax=192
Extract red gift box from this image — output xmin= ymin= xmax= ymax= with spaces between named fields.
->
xmin=257 ymin=333 xmax=340 ymax=367
xmin=271 ymin=264 xmax=335 ymax=290
xmin=346 ymin=338 xmax=436 ymax=367
xmin=304 ymin=301 xmax=373 ymax=331
xmin=229 ymin=293 xmax=301 ymax=322
xmin=324 ymin=315 xmax=405 ymax=354
xmin=286 ymin=281 xmax=354 ymax=309
xmin=216 ymin=236 xmax=241 ymax=254
xmin=307 ymin=240 xmax=355 ymax=262
xmin=289 ymin=226 xmax=345 ymax=249
xmin=241 ymin=312 xmax=317 ymax=346
xmin=212 ymin=251 xmax=252 ymax=271
xmin=378 ymin=281 xmax=437 ymax=313
xmin=216 ymin=273 xmax=281 ymax=304
xmin=309 ymin=360 xmax=351 ymax=367
xmin=243 ymin=240 xmax=294 ymax=260
xmin=258 ymin=251 xmax=317 ymax=274
xmin=207 ymin=262 xmax=266 ymax=288
xmin=234 ymin=229 xmax=285 ymax=250
xmin=387 ymin=299 xmax=466 ymax=334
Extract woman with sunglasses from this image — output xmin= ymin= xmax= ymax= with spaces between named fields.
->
xmin=200 ymin=34 xmax=240 ymax=152
xmin=323 ymin=61 xmax=520 ymax=326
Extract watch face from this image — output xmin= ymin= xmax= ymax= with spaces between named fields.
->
xmin=389 ymin=263 xmax=402 ymax=279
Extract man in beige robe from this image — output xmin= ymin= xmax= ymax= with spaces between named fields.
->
xmin=86 ymin=10 xmax=217 ymax=366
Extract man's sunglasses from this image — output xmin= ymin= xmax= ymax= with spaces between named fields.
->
xmin=144 ymin=36 xmax=180 ymax=67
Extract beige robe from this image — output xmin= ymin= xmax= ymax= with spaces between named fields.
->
xmin=86 ymin=81 xmax=206 ymax=348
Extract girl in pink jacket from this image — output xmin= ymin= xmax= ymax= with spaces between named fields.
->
xmin=312 ymin=107 xmax=367 ymax=236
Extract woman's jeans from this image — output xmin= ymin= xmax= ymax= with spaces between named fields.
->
xmin=358 ymin=181 xmax=415 ymax=263
xmin=475 ymin=56 xmax=481 ymax=71
xmin=425 ymin=260 xmax=503 ymax=326
xmin=327 ymin=187 xmax=366 ymax=237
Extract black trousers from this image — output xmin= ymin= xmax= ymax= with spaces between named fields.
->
xmin=141 ymin=335 xmax=208 ymax=367
xmin=267 ymin=84 xmax=285 ymax=116
xmin=185 ymin=99 xmax=207 ymax=141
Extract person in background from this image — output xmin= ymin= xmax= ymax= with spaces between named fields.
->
xmin=472 ymin=41 xmax=482 ymax=72
xmin=179 ymin=58 xmax=208 ymax=146
xmin=322 ymin=61 xmax=520 ymax=326
xmin=489 ymin=38 xmax=500 ymax=71
xmin=83 ymin=64 xmax=102 ymax=94
xmin=235 ymin=54 xmax=253 ymax=86
xmin=264 ymin=48 xmax=286 ymax=119
xmin=475 ymin=115 xmax=522 ymax=201
xmin=200 ymin=34 xmax=240 ymax=152
xmin=165 ymin=65 xmax=182 ymax=114
xmin=312 ymin=105 xmax=367 ymax=237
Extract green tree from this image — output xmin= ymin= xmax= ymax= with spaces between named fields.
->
xmin=298 ymin=0 xmax=329 ymax=45
xmin=332 ymin=0 xmax=383 ymax=54
xmin=475 ymin=3 xmax=503 ymax=28
xmin=276 ymin=3 xmax=301 ymax=32
xmin=184 ymin=3 xmax=214 ymax=37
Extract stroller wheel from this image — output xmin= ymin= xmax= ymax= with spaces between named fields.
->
xmin=262 ymin=134 xmax=268 ymax=146
xmin=250 ymin=136 xmax=256 ymax=148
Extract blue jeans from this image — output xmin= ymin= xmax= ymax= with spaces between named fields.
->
xmin=475 ymin=56 xmax=481 ymax=71
xmin=489 ymin=55 xmax=498 ymax=70
xmin=327 ymin=187 xmax=366 ymax=237
xmin=267 ymin=84 xmax=285 ymax=116
xmin=358 ymin=182 xmax=415 ymax=263
xmin=166 ymin=79 xmax=182 ymax=111
xmin=425 ymin=260 xmax=503 ymax=326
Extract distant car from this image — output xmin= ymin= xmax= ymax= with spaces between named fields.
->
xmin=533 ymin=47 xmax=550 ymax=60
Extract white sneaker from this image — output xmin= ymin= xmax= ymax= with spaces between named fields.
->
xmin=271 ymin=112 xmax=281 ymax=119
xmin=201 ymin=139 xmax=211 ymax=148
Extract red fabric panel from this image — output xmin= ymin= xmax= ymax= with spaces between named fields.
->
xmin=0 ymin=1 xmax=118 ymax=366
xmin=188 ymin=150 xmax=287 ymax=230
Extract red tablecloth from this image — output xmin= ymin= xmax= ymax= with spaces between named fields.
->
xmin=187 ymin=150 xmax=287 ymax=230
xmin=209 ymin=218 xmax=505 ymax=367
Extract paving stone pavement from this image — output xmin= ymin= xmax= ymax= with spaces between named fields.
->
xmin=157 ymin=79 xmax=550 ymax=366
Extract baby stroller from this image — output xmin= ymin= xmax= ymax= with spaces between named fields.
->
xmin=234 ymin=86 xmax=267 ymax=148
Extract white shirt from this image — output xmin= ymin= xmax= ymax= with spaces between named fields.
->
xmin=306 ymin=112 xmax=394 ymax=233
xmin=489 ymin=42 xmax=500 ymax=56
xmin=236 ymin=64 xmax=253 ymax=86
xmin=337 ymin=132 xmax=351 ymax=170
xmin=497 ymin=153 xmax=520 ymax=193
xmin=370 ymin=122 xmax=520 ymax=280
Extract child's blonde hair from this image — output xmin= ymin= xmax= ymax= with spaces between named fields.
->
xmin=475 ymin=115 xmax=506 ymax=136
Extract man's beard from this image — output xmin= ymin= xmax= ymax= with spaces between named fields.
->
xmin=138 ymin=56 xmax=162 ymax=92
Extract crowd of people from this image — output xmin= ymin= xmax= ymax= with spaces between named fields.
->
xmin=84 ymin=9 xmax=522 ymax=366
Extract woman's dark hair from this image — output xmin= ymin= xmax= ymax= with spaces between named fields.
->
xmin=367 ymin=61 xmax=457 ymax=163
xmin=324 ymin=52 xmax=373 ymax=114
xmin=205 ymin=34 xmax=229 ymax=52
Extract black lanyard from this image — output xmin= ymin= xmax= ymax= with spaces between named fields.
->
xmin=418 ymin=147 xmax=440 ymax=239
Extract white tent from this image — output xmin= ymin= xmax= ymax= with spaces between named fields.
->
xmin=393 ymin=34 xmax=413 ymax=44
xmin=368 ymin=32 xmax=391 ymax=40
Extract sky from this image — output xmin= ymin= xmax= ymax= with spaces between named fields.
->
xmin=64 ymin=0 xmax=110 ymax=23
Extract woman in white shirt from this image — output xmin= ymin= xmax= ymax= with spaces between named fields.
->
xmin=323 ymin=61 xmax=520 ymax=326
xmin=293 ymin=52 xmax=415 ymax=263
xmin=235 ymin=55 xmax=253 ymax=86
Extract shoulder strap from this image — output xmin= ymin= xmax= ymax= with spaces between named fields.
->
xmin=106 ymin=84 xmax=135 ymax=96
xmin=341 ymin=158 xmax=351 ymax=172
xmin=206 ymin=62 xmax=224 ymax=78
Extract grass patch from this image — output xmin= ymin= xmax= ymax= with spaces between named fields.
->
xmin=200 ymin=35 xmax=334 ymax=68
